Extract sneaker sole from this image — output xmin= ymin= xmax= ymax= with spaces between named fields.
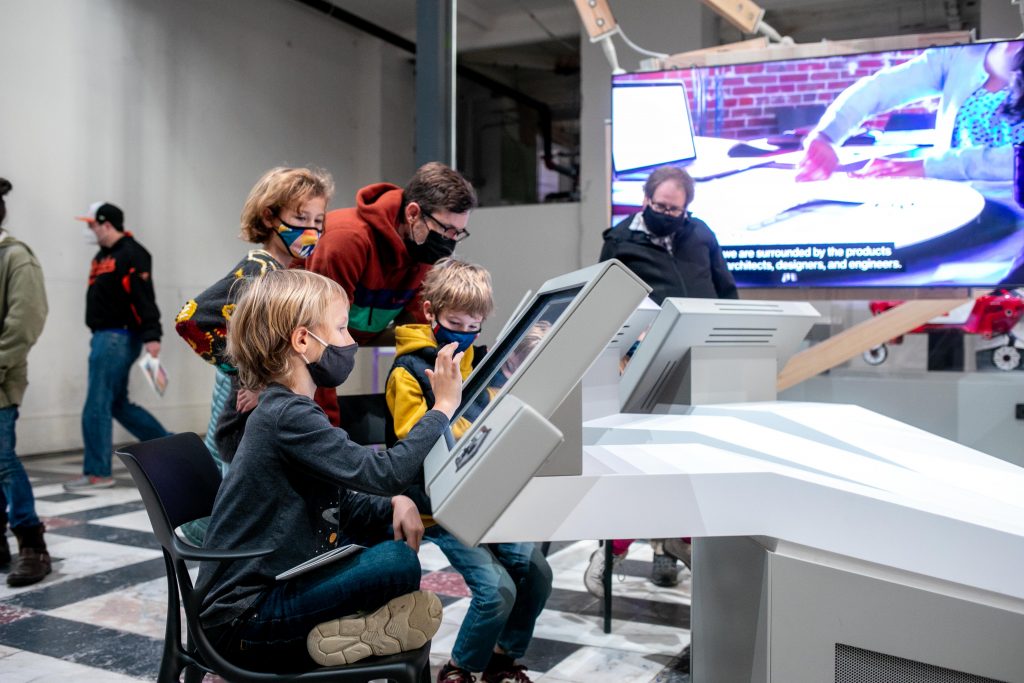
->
xmin=306 ymin=590 xmax=442 ymax=667
xmin=63 ymin=480 xmax=116 ymax=492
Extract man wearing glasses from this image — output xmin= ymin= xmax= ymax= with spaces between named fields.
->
xmin=600 ymin=166 xmax=737 ymax=304
xmin=305 ymin=161 xmax=477 ymax=427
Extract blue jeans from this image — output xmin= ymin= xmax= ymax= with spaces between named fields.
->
xmin=0 ymin=406 xmax=40 ymax=530
xmin=425 ymin=526 xmax=552 ymax=671
xmin=81 ymin=331 xmax=169 ymax=477
xmin=216 ymin=540 xmax=422 ymax=672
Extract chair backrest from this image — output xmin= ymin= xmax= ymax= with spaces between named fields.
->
xmin=116 ymin=433 xmax=223 ymax=548
xmin=337 ymin=393 xmax=389 ymax=446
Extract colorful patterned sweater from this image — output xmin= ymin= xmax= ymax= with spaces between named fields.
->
xmin=175 ymin=249 xmax=280 ymax=372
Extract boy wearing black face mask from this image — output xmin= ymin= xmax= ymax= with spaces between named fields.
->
xmin=600 ymin=166 xmax=738 ymax=304
xmin=385 ymin=259 xmax=553 ymax=683
xmin=305 ymin=162 xmax=477 ymax=429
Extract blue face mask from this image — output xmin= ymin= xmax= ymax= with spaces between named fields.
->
xmin=432 ymin=321 xmax=479 ymax=354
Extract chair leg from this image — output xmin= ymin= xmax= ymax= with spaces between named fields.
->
xmin=183 ymin=663 xmax=205 ymax=683
xmin=602 ymin=541 xmax=613 ymax=634
xmin=158 ymin=553 xmax=186 ymax=683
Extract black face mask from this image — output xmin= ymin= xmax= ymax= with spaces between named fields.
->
xmin=642 ymin=205 xmax=688 ymax=237
xmin=406 ymin=229 xmax=456 ymax=264
xmin=304 ymin=332 xmax=358 ymax=388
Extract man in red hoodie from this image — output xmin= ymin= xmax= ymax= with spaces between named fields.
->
xmin=306 ymin=162 xmax=477 ymax=426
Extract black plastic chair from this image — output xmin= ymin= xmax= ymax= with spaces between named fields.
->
xmin=337 ymin=393 xmax=389 ymax=446
xmin=116 ymin=433 xmax=432 ymax=683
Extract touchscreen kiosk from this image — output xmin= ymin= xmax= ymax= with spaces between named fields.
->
xmin=425 ymin=259 xmax=651 ymax=546
xmin=620 ymin=298 xmax=820 ymax=413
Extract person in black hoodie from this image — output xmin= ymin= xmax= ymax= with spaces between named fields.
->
xmin=600 ymin=166 xmax=737 ymax=304
xmin=65 ymin=202 xmax=169 ymax=491
xmin=593 ymin=167 xmax=737 ymax=590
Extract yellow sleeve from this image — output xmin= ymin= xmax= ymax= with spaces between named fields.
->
xmin=386 ymin=366 xmax=430 ymax=440
xmin=451 ymin=416 xmax=473 ymax=440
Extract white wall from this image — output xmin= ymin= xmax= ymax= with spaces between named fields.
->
xmin=455 ymin=202 xmax=583 ymax=346
xmin=980 ymin=0 xmax=1024 ymax=39
xmin=0 ymin=0 xmax=414 ymax=453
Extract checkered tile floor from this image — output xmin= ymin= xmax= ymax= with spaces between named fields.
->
xmin=0 ymin=451 xmax=691 ymax=682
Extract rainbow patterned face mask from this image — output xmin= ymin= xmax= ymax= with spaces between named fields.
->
xmin=276 ymin=220 xmax=322 ymax=259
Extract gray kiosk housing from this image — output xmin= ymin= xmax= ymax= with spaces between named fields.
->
xmin=424 ymin=259 xmax=651 ymax=546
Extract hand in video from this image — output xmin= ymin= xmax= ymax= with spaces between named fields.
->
xmin=850 ymin=158 xmax=925 ymax=178
xmin=795 ymin=135 xmax=839 ymax=182
xmin=426 ymin=341 xmax=464 ymax=419
xmin=391 ymin=495 xmax=424 ymax=552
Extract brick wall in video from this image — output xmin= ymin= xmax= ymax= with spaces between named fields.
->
xmin=620 ymin=51 xmax=938 ymax=140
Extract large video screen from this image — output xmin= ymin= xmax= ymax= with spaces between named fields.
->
xmin=611 ymin=40 xmax=1024 ymax=287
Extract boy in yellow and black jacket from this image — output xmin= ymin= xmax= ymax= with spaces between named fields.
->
xmin=384 ymin=258 xmax=552 ymax=683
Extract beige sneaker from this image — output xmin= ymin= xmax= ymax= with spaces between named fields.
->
xmin=306 ymin=590 xmax=442 ymax=667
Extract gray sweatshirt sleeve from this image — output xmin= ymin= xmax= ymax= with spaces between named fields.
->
xmin=337 ymin=489 xmax=393 ymax=538
xmin=273 ymin=394 xmax=450 ymax=497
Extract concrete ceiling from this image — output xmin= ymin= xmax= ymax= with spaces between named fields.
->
xmin=324 ymin=0 xmax=580 ymax=52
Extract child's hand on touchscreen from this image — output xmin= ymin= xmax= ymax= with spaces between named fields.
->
xmin=426 ymin=341 xmax=464 ymax=419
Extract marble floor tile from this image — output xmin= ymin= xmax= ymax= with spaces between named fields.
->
xmin=539 ymin=645 xmax=674 ymax=682
xmin=88 ymin=509 xmax=155 ymax=533
xmin=33 ymin=486 xmax=144 ymax=517
xmin=0 ymin=612 xmax=161 ymax=679
xmin=418 ymin=538 xmax=458 ymax=571
xmin=47 ymin=576 xmax=170 ymax=640
xmin=531 ymin=606 xmax=690 ymax=656
xmin=421 ymin=569 xmax=471 ymax=597
xmin=0 ymin=649 xmax=148 ymax=682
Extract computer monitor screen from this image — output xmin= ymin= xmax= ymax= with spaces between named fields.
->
xmin=610 ymin=40 xmax=1024 ymax=288
xmin=612 ymin=82 xmax=696 ymax=173
xmin=455 ymin=285 xmax=583 ymax=424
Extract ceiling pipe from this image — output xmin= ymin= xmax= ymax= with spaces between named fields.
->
xmin=290 ymin=0 xmax=577 ymax=181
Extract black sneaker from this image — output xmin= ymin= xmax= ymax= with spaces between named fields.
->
xmin=663 ymin=537 xmax=692 ymax=570
xmin=438 ymin=662 xmax=476 ymax=682
xmin=650 ymin=551 xmax=679 ymax=587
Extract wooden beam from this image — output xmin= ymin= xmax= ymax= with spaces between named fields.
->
xmin=661 ymin=37 xmax=770 ymax=69
xmin=655 ymin=29 xmax=974 ymax=69
xmin=699 ymin=0 xmax=765 ymax=35
xmin=572 ymin=0 xmax=618 ymax=40
xmin=777 ymin=298 xmax=972 ymax=392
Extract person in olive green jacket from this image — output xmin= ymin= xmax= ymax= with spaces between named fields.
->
xmin=0 ymin=177 xmax=50 ymax=587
